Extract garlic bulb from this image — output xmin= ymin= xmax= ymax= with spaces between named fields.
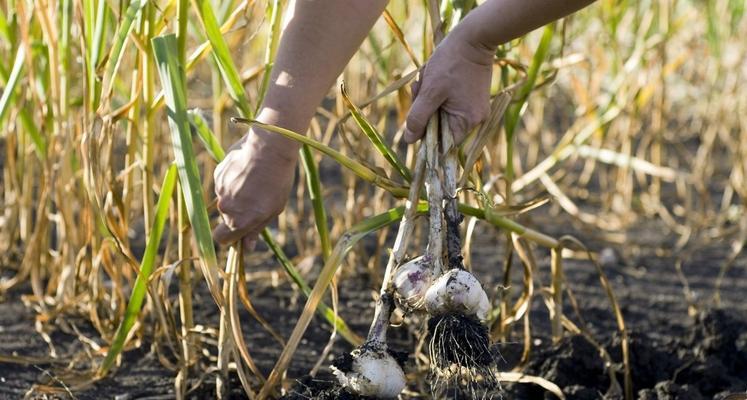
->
xmin=332 ymin=341 xmax=406 ymax=398
xmin=393 ymin=256 xmax=433 ymax=309
xmin=424 ymin=269 xmax=490 ymax=321
xmin=333 ymin=293 xmax=407 ymax=398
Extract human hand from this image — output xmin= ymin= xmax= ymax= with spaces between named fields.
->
xmin=404 ymin=28 xmax=494 ymax=145
xmin=213 ymin=129 xmax=298 ymax=247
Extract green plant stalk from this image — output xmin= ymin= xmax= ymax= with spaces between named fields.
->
xmin=300 ymin=145 xmax=332 ymax=260
xmin=98 ymin=164 xmax=178 ymax=376
xmin=188 ymin=110 xmax=226 ymax=162
xmin=340 ymin=84 xmax=411 ymax=182
xmin=142 ymin=2 xmax=157 ymax=237
xmin=177 ymin=0 xmax=189 ymax=66
xmin=175 ymin=3 xmax=193 ymax=394
xmin=0 ymin=46 xmax=25 ymax=128
xmin=191 ymin=0 xmax=253 ymax=118
xmin=255 ymin=0 xmax=284 ymax=114
xmin=100 ymin=0 xmax=147 ymax=104
xmin=504 ymin=23 xmax=555 ymax=182
xmin=87 ymin=0 xmax=108 ymax=111
xmin=152 ymin=33 xmax=224 ymax=305
xmin=0 ymin=8 xmax=10 ymax=43
xmin=0 ymin=51 xmax=45 ymax=161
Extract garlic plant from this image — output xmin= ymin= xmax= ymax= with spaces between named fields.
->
xmin=422 ymin=118 xmax=499 ymax=394
xmin=333 ymin=143 xmax=429 ymax=399
xmin=332 ymin=294 xmax=407 ymax=399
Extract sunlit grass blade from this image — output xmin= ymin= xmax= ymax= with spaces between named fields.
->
xmin=300 ymin=145 xmax=332 ymax=259
xmin=87 ymin=0 xmax=109 ymax=111
xmin=188 ymin=109 xmax=226 ymax=162
xmin=255 ymin=0 xmax=284 ymax=113
xmin=504 ymin=24 xmax=554 ymax=181
xmin=152 ymin=34 xmax=224 ymax=305
xmin=99 ymin=0 xmax=147 ymax=105
xmin=0 ymin=45 xmax=25 ymax=126
xmin=341 ymin=84 xmax=412 ymax=182
xmin=192 ymin=0 xmax=253 ymax=118
xmin=0 ymin=45 xmax=46 ymax=160
xmin=98 ymin=164 xmax=178 ymax=376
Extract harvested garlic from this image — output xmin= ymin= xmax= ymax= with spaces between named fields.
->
xmin=333 ymin=294 xmax=406 ymax=398
xmin=393 ymin=256 xmax=433 ymax=309
xmin=332 ymin=341 xmax=406 ymax=399
xmin=424 ymin=269 xmax=490 ymax=321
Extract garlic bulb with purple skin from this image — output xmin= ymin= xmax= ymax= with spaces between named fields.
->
xmin=392 ymin=256 xmax=434 ymax=309
xmin=424 ymin=268 xmax=490 ymax=321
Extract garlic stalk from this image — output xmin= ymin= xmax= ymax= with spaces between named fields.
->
xmin=336 ymin=140 xmax=429 ymax=398
xmin=423 ymin=115 xmax=498 ymax=392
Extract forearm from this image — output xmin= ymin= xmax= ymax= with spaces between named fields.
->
xmin=255 ymin=0 xmax=388 ymax=153
xmin=453 ymin=0 xmax=596 ymax=52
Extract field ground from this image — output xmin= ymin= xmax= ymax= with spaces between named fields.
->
xmin=2 ymin=209 xmax=746 ymax=400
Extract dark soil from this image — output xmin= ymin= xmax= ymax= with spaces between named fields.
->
xmin=2 ymin=208 xmax=747 ymax=399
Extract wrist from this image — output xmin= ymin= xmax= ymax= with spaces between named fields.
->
xmin=252 ymin=108 xmax=303 ymax=162
xmin=447 ymin=22 xmax=496 ymax=66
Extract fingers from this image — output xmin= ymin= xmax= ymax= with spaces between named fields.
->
xmin=213 ymin=222 xmax=246 ymax=245
xmin=404 ymin=87 xmax=445 ymax=143
xmin=213 ymin=214 xmax=274 ymax=246
xmin=242 ymin=237 xmax=257 ymax=250
xmin=445 ymin=114 xmax=467 ymax=145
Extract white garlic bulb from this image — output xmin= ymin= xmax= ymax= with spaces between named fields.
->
xmin=424 ymin=269 xmax=490 ymax=321
xmin=332 ymin=342 xmax=406 ymax=399
xmin=393 ymin=256 xmax=433 ymax=309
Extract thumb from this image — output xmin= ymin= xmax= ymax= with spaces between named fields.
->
xmin=404 ymin=89 xmax=443 ymax=143
xmin=213 ymin=222 xmax=246 ymax=245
